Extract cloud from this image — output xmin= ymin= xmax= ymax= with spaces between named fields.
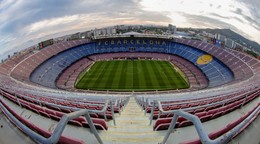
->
xmin=0 ymin=0 xmax=171 ymax=59
xmin=233 ymin=0 xmax=260 ymax=41
xmin=0 ymin=0 xmax=260 ymax=60
xmin=235 ymin=8 xmax=243 ymax=15
xmin=180 ymin=13 xmax=254 ymax=39
xmin=0 ymin=0 xmax=170 ymax=34
xmin=209 ymin=13 xmax=245 ymax=24
xmin=139 ymin=0 xmax=260 ymax=44
xmin=209 ymin=13 xmax=229 ymax=19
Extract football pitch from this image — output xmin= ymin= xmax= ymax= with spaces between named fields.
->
xmin=75 ymin=60 xmax=189 ymax=91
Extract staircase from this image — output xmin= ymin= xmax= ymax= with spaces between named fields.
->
xmin=100 ymin=97 xmax=164 ymax=144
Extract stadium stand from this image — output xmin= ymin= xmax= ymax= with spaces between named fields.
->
xmin=56 ymin=58 xmax=93 ymax=89
xmin=28 ymin=38 xmax=233 ymax=89
xmin=0 ymin=34 xmax=259 ymax=144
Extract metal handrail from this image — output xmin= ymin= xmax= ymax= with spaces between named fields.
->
xmin=0 ymin=102 xmax=104 ymax=144
xmin=9 ymin=89 xmax=120 ymax=107
xmin=146 ymin=87 xmax=259 ymax=107
xmin=148 ymin=89 xmax=259 ymax=124
xmin=160 ymin=105 xmax=260 ymax=144
xmin=1 ymin=89 xmax=118 ymax=125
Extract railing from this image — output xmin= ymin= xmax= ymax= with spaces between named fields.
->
xmin=0 ymin=100 xmax=114 ymax=144
xmin=1 ymin=89 xmax=119 ymax=125
xmin=149 ymin=99 xmax=260 ymax=144
xmin=147 ymin=88 xmax=259 ymax=122
xmin=145 ymin=87 xmax=255 ymax=107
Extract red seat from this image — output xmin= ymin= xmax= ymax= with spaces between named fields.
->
xmin=199 ymin=114 xmax=212 ymax=122
xmin=195 ymin=111 xmax=207 ymax=118
xmin=59 ymin=136 xmax=85 ymax=144
xmin=177 ymin=116 xmax=187 ymax=123
xmin=47 ymin=105 xmax=61 ymax=111
xmin=30 ymin=107 xmax=40 ymax=114
xmin=179 ymin=139 xmax=201 ymax=144
xmin=207 ymin=109 xmax=218 ymax=115
xmin=44 ymin=108 xmax=56 ymax=116
xmin=82 ymin=122 xmax=107 ymax=130
xmin=224 ymin=107 xmax=234 ymax=114
xmin=69 ymin=120 xmax=83 ymax=127
xmin=215 ymin=106 xmax=227 ymax=113
xmin=154 ymin=123 xmax=170 ymax=131
xmin=208 ymin=127 xmax=229 ymax=140
xmin=154 ymin=122 xmax=179 ymax=131
xmin=154 ymin=118 xmax=172 ymax=130
xmin=178 ymin=120 xmax=192 ymax=127
xmin=193 ymin=107 xmax=205 ymax=113
xmin=89 ymin=113 xmax=98 ymax=118
xmin=88 ymin=105 xmax=98 ymax=110
xmin=167 ymin=113 xmax=174 ymax=118
xmin=22 ymin=103 xmax=31 ymax=110
xmin=205 ymin=105 xmax=217 ymax=111
xmin=31 ymin=104 xmax=44 ymax=112
xmin=49 ymin=114 xmax=61 ymax=121
xmin=211 ymin=111 xmax=223 ymax=119
xmin=188 ymin=103 xmax=200 ymax=107
xmin=97 ymin=113 xmax=112 ymax=119
xmin=169 ymin=105 xmax=179 ymax=110
xmin=0 ymin=99 xmax=84 ymax=144
xmin=180 ymin=104 xmax=190 ymax=109
xmin=55 ymin=111 xmax=65 ymax=118
xmin=38 ymin=110 xmax=50 ymax=118
xmin=61 ymin=108 xmax=71 ymax=113
xmin=73 ymin=116 xmax=87 ymax=123
xmin=92 ymin=118 xmax=108 ymax=130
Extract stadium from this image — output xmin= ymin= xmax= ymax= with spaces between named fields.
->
xmin=0 ymin=32 xmax=259 ymax=144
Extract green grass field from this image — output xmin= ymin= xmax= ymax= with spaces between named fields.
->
xmin=75 ymin=60 xmax=189 ymax=91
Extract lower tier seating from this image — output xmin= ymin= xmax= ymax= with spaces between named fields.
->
xmin=0 ymin=98 xmax=85 ymax=144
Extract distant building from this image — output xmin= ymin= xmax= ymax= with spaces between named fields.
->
xmin=101 ymin=29 xmax=107 ymax=35
xmin=215 ymin=33 xmax=226 ymax=41
xmin=225 ymin=38 xmax=235 ymax=48
xmin=70 ymin=33 xmax=80 ymax=40
xmin=106 ymin=28 xmax=117 ymax=35
xmin=207 ymin=33 xmax=215 ymax=39
xmin=234 ymin=42 xmax=244 ymax=51
xmin=94 ymin=29 xmax=102 ymax=37
xmin=111 ymin=28 xmax=117 ymax=34
xmin=93 ymin=27 xmax=117 ymax=37
xmin=168 ymin=24 xmax=177 ymax=34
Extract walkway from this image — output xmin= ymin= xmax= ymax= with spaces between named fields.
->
xmin=100 ymin=97 xmax=164 ymax=144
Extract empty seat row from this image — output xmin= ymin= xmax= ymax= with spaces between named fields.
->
xmin=0 ymin=99 xmax=85 ymax=144
xmin=153 ymin=89 xmax=259 ymax=130
xmin=180 ymin=103 xmax=260 ymax=144
xmin=1 ymin=90 xmax=108 ymax=130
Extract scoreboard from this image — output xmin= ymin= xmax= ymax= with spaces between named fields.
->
xmin=39 ymin=39 xmax=54 ymax=48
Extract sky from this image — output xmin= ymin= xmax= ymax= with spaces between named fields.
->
xmin=0 ymin=0 xmax=259 ymax=60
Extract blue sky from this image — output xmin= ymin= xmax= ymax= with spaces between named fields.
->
xmin=0 ymin=0 xmax=259 ymax=59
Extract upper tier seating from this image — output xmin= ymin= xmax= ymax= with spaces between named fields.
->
xmin=30 ymin=43 xmax=95 ymax=88
xmin=29 ymin=38 xmax=233 ymax=88
xmin=174 ymin=39 xmax=256 ymax=82
xmin=10 ymin=39 xmax=90 ymax=83
xmin=56 ymin=58 xmax=93 ymax=89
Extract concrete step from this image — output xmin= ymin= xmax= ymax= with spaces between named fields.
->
xmin=101 ymin=97 xmax=161 ymax=143
xmin=100 ymin=134 xmax=164 ymax=144
xmin=107 ymin=125 xmax=153 ymax=132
